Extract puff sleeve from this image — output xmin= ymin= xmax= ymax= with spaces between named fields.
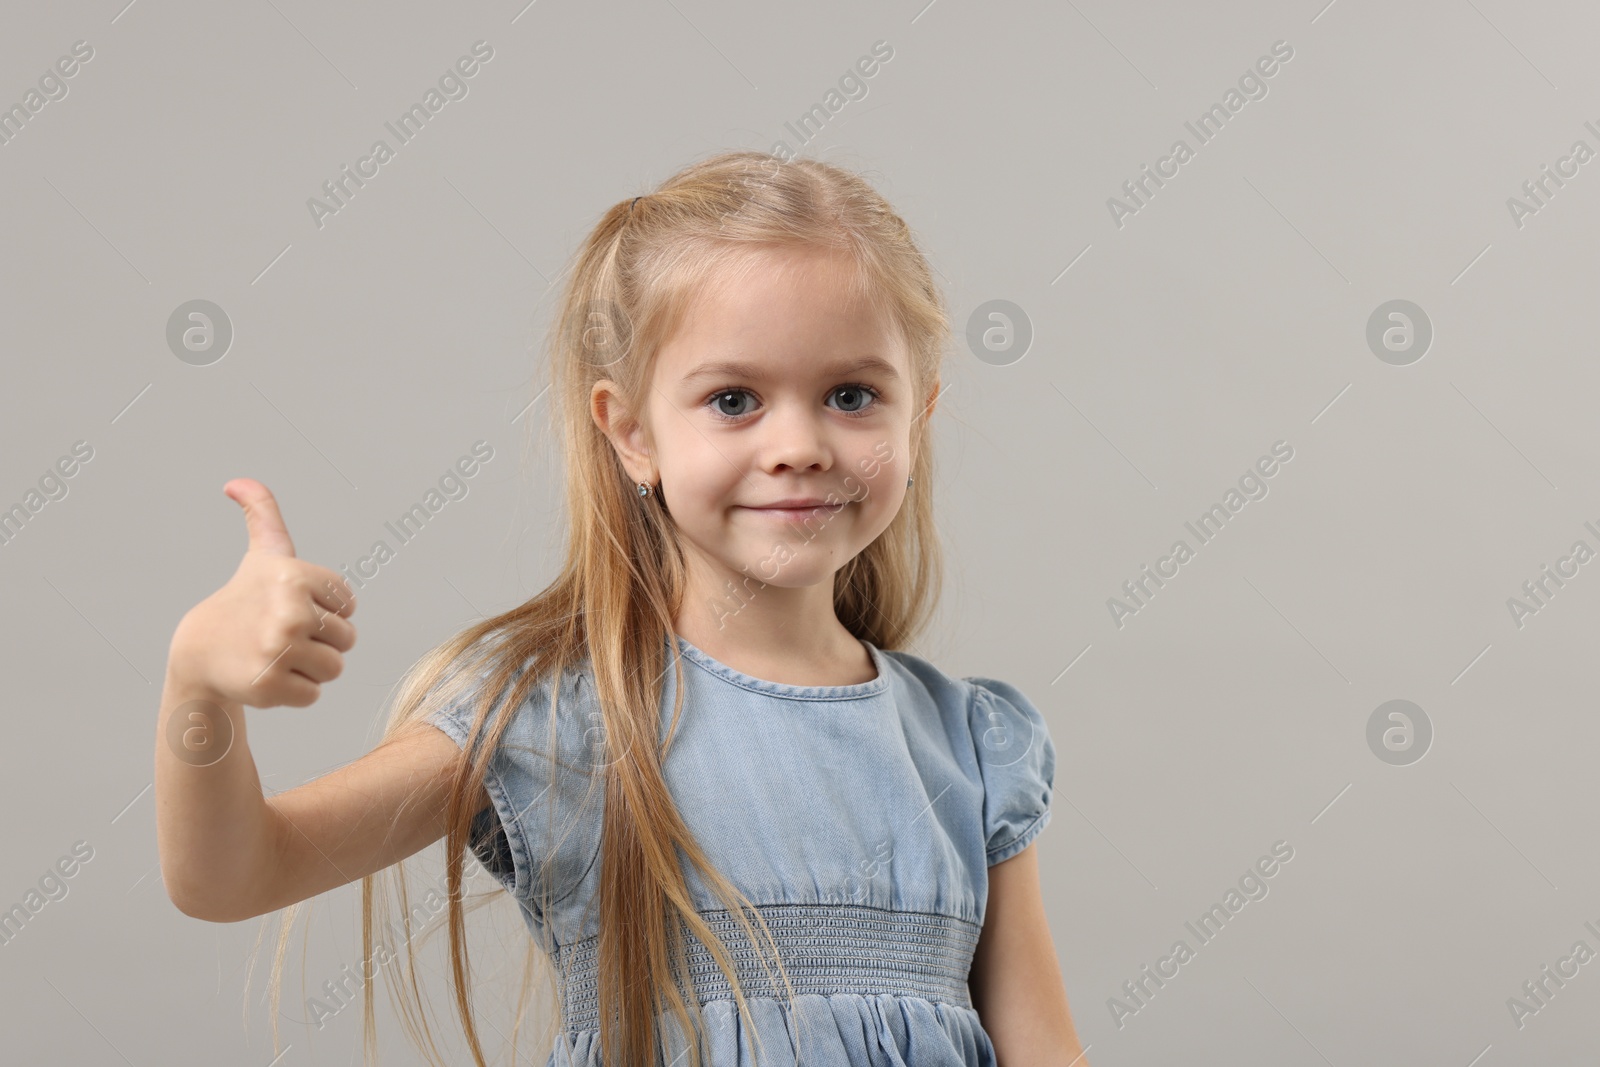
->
xmin=965 ymin=676 xmax=1056 ymax=866
xmin=422 ymin=661 xmax=605 ymax=922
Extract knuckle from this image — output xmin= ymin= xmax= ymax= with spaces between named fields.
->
xmin=271 ymin=594 xmax=306 ymax=628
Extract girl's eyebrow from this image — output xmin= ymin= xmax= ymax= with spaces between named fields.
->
xmin=680 ymin=354 xmax=900 ymax=385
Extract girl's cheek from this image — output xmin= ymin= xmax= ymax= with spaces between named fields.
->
xmin=856 ymin=439 xmax=901 ymax=489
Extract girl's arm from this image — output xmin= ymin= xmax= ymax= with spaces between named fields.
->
xmin=254 ymin=721 xmax=487 ymax=920
xmin=155 ymin=479 xmax=487 ymax=923
xmin=157 ymin=664 xmax=484 ymax=922
xmin=969 ymin=842 xmax=1090 ymax=1066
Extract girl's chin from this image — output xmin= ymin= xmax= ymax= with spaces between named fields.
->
xmin=710 ymin=546 xmax=845 ymax=586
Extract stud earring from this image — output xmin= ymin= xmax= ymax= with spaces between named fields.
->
xmin=906 ymin=477 xmax=914 ymax=488
xmin=637 ymin=481 xmax=654 ymax=498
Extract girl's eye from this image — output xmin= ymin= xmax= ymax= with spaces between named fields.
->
xmin=830 ymin=384 xmax=880 ymax=416
xmin=705 ymin=384 xmax=882 ymax=423
xmin=709 ymin=389 xmax=757 ymax=420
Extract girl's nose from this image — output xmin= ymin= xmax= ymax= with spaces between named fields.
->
xmin=760 ymin=404 xmax=833 ymax=472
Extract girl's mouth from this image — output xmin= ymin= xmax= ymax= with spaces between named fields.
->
xmin=739 ymin=503 xmax=848 ymax=522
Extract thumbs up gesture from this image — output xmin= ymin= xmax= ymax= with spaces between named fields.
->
xmin=167 ymin=479 xmax=358 ymax=709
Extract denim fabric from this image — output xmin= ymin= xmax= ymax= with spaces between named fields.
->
xmin=424 ymin=633 xmax=1056 ymax=1067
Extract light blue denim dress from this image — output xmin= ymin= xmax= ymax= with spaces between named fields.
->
xmin=424 ymin=633 xmax=1056 ymax=1067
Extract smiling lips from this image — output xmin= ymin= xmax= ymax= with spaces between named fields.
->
xmin=741 ymin=499 xmax=849 ymax=521
xmin=750 ymin=498 xmax=843 ymax=509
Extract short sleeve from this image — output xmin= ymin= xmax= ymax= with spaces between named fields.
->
xmin=965 ymin=676 xmax=1056 ymax=866
xmin=422 ymin=661 xmax=605 ymax=920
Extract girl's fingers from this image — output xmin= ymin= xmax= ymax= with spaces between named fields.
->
xmin=304 ymin=565 xmax=358 ymax=618
xmin=278 ymin=670 xmax=322 ymax=708
xmin=285 ymin=639 xmax=346 ymax=685
xmin=307 ymin=608 xmax=357 ymax=654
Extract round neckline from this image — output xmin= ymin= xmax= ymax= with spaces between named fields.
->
xmin=669 ymin=633 xmax=891 ymax=701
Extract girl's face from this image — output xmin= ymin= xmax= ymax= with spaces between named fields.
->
xmin=594 ymin=246 xmax=927 ymax=600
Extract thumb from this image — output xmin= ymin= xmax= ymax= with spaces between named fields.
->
xmin=223 ymin=478 xmax=297 ymax=558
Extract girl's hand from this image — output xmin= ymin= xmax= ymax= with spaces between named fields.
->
xmin=168 ymin=478 xmax=357 ymax=709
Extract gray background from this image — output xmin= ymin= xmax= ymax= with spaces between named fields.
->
xmin=2 ymin=0 xmax=1596 ymax=1064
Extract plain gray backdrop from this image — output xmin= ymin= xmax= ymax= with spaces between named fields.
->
xmin=3 ymin=0 xmax=1599 ymax=1064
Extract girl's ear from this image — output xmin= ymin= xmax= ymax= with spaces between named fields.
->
xmin=921 ymin=377 xmax=941 ymax=422
xmin=590 ymin=379 xmax=654 ymax=481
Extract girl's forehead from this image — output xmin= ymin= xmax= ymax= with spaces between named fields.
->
xmin=652 ymin=320 xmax=908 ymax=390
xmin=655 ymin=262 xmax=903 ymax=372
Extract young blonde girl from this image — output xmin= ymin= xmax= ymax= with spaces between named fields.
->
xmin=155 ymin=150 xmax=1089 ymax=1067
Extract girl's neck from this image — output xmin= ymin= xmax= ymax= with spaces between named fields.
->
xmin=675 ymin=579 xmax=876 ymax=687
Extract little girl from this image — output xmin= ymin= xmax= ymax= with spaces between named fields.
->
xmin=155 ymin=151 xmax=1089 ymax=1067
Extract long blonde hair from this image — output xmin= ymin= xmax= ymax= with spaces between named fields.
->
xmin=257 ymin=149 xmax=951 ymax=1067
